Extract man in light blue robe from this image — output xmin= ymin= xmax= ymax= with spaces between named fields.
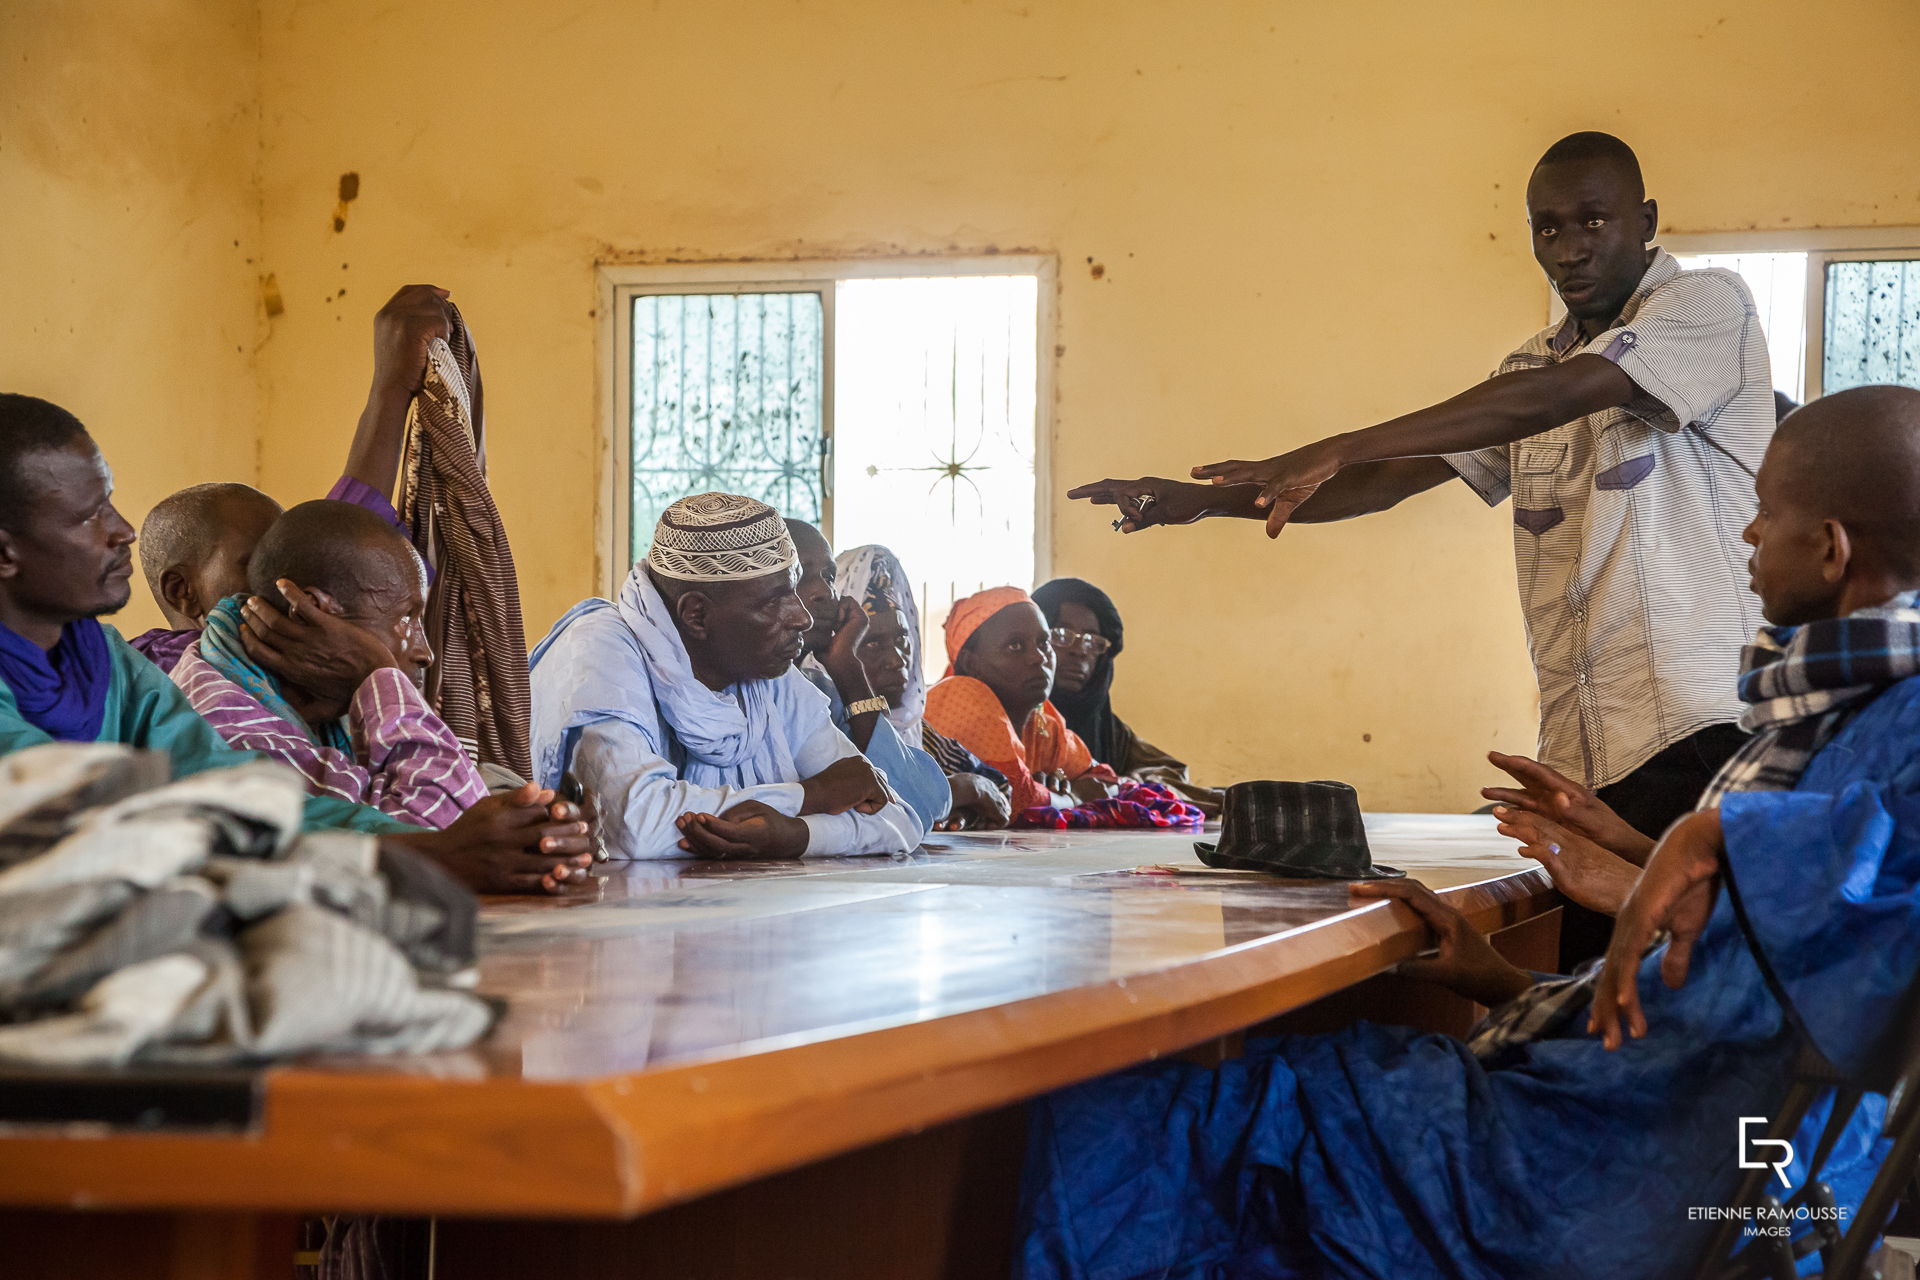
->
xmin=529 ymin=493 xmax=928 ymax=860
xmin=1017 ymin=386 xmax=1920 ymax=1279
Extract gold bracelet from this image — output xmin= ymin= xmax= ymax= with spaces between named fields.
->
xmin=846 ymin=696 xmax=891 ymax=718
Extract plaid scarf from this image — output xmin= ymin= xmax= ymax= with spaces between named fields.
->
xmin=1698 ymin=590 xmax=1920 ymax=806
xmin=1469 ymin=591 xmax=1920 ymax=1062
xmin=396 ymin=306 xmax=533 ymax=778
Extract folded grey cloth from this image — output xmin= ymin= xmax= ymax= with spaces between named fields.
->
xmin=0 ymin=744 xmax=170 ymax=872
xmin=0 ymin=745 xmax=492 ymax=1067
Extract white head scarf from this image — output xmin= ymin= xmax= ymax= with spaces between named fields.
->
xmin=833 ymin=544 xmax=927 ymax=738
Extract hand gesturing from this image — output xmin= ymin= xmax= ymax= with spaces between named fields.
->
xmin=1482 ymin=751 xmax=1654 ymax=863
xmin=1064 ymin=478 xmax=1219 ymax=533
xmin=1190 ymin=439 xmax=1345 ymax=538
xmin=1493 ymin=806 xmax=1642 ymax=917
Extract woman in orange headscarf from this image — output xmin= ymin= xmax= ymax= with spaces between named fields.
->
xmin=925 ymin=587 xmax=1118 ymax=814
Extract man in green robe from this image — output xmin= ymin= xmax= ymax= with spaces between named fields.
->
xmin=0 ymin=392 xmax=592 ymax=893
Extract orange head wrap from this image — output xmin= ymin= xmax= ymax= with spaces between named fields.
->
xmin=942 ymin=586 xmax=1034 ymax=674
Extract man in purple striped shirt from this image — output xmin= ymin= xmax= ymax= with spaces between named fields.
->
xmin=131 ymin=284 xmax=452 ymax=671
xmin=174 ymin=500 xmax=496 ymax=838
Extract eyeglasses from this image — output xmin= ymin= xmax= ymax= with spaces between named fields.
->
xmin=1049 ymin=627 xmax=1112 ymax=657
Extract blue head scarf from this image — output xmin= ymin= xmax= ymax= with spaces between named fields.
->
xmin=196 ymin=595 xmax=353 ymax=752
xmin=0 ymin=617 xmax=111 ymax=742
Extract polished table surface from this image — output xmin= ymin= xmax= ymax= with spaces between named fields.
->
xmin=0 ymin=815 xmax=1554 ymax=1220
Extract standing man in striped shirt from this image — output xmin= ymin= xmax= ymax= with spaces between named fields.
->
xmin=1070 ymin=132 xmax=1774 ymax=959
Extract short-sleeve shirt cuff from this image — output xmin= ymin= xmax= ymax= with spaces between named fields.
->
xmin=1582 ymin=329 xmax=1694 ymax=432
xmin=327 ymin=475 xmax=404 ymax=529
xmin=1446 ymin=446 xmax=1511 ymax=507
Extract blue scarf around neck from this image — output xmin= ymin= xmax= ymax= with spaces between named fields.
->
xmin=0 ymin=617 xmax=112 ymax=742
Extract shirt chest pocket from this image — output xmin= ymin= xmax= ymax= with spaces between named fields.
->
xmin=1513 ymin=440 xmax=1568 ymax=511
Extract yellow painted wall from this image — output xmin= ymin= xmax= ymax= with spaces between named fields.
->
xmin=15 ymin=0 xmax=1920 ymax=809
xmin=1 ymin=0 xmax=263 ymax=635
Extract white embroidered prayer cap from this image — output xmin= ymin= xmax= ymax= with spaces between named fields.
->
xmin=645 ymin=492 xmax=798 ymax=582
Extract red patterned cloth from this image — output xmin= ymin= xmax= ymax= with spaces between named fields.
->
xmin=1016 ymin=780 xmax=1205 ymax=830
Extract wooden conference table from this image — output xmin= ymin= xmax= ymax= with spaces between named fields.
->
xmin=0 ymin=815 xmax=1558 ymax=1279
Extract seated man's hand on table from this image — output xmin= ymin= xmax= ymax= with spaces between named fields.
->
xmin=937 ymin=773 xmax=1011 ymax=831
xmin=1481 ymin=751 xmax=1655 ymax=864
xmin=394 ymin=782 xmax=594 ymax=894
xmin=1591 ymin=807 xmax=1724 ymax=1051
xmin=1351 ymin=879 xmax=1535 ymax=1009
xmin=799 ymin=756 xmax=890 ymax=816
xmin=1493 ymin=806 xmax=1643 ymax=918
xmin=676 ymin=800 xmax=808 ymax=860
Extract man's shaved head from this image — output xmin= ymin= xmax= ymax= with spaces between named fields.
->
xmin=139 ymin=483 xmax=283 ymax=603
xmin=249 ymin=499 xmax=421 ymax=616
xmin=1773 ymin=386 xmax=1920 ymax=576
xmin=1533 ymin=131 xmax=1644 ymax=200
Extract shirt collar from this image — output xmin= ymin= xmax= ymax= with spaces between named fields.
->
xmin=1547 ymin=246 xmax=1679 ymax=355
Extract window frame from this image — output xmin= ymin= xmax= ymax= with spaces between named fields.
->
xmin=1660 ymin=228 xmax=1920 ymax=400
xmin=596 ymin=255 xmax=1057 ymax=599
xmin=1805 ymin=247 xmax=1920 ymax=398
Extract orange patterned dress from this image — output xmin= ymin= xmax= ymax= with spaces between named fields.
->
xmin=924 ymin=675 xmax=1113 ymax=813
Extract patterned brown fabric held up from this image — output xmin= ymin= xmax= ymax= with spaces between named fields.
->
xmin=396 ymin=306 xmax=533 ymax=778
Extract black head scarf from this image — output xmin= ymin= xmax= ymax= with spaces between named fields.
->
xmin=1032 ymin=577 xmax=1124 ymax=765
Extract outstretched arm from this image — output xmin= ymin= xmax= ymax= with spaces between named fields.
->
xmin=342 ymin=284 xmax=454 ymax=500
xmin=1193 ymin=355 xmax=1637 ymax=536
xmin=1067 ymin=457 xmax=1455 ymax=534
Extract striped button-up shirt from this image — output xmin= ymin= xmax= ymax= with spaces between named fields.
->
xmin=173 ymin=644 xmax=488 ymax=828
xmin=1448 ymin=248 xmax=1774 ymax=788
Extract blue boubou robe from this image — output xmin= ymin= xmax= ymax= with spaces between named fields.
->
xmin=1017 ymin=677 xmax=1920 ymax=1280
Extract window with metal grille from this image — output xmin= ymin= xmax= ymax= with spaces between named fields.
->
xmin=602 ymin=258 xmax=1053 ymax=665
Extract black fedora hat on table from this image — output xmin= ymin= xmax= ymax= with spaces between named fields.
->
xmin=1195 ymin=780 xmax=1403 ymax=880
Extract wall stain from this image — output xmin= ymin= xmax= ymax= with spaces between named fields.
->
xmin=331 ymin=171 xmax=360 ymax=233
xmin=260 ymin=273 xmax=284 ymax=317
